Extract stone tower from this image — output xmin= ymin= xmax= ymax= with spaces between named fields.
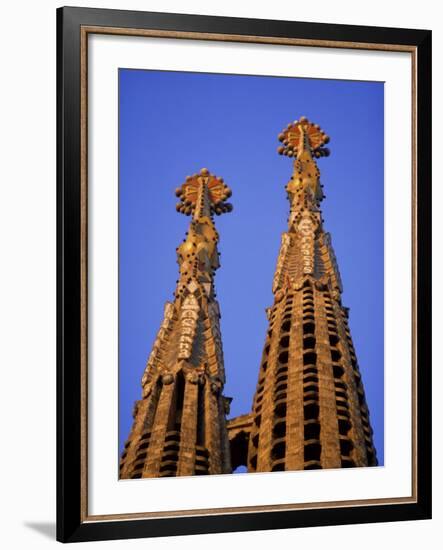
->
xmin=120 ymin=168 xmax=233 ymax=479
xmin=242 ymin=117 xmax=378 ymax=472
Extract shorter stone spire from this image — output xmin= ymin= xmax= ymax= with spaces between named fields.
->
xmin=120 ymin=169 xmax=234 ymax=479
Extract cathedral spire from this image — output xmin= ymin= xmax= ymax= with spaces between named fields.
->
xmin=120 ymin=169 xmax=233 ymax=479
xmin=237 ymin=117 xmax=377 ymax=473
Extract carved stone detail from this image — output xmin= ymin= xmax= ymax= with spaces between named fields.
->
xmin=162 ymin=373 xmax=174 ymax=385
xmin=272 ymin=233 xmax=291 ymax=293
xmin=178 ymin=294 xmax=199 ymax=360
xmin=142 ymin=301 xmax=175 ymax=385
xmin=297 ymin=213 xmax=316 ymax=275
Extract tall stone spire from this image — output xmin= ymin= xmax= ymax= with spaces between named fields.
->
xmin=244 ymin=117 xmax=377 ymax=472
xmin=120 ymin=169 xmax=233 ymax=478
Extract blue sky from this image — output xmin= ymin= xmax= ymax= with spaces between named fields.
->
xmin=119 ymin=69 xmax=384 ymax=466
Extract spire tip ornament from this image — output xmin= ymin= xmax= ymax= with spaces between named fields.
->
xmin=175 ymin=168 xmax=233 ymax=217
xmin=277 ymin=116 xmax=331 ymax=158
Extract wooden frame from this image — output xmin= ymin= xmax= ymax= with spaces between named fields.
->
xmin=57 ymin=6 xmax=431 ymax=542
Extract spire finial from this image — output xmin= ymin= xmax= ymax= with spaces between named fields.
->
xmin=175 ymin=168 xmax=233 ymax=217
xmin=277 ymin=116 xmax=330 ymax=159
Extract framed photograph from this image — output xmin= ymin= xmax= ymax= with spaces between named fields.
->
xmin=57 ymin=6 xmax=431 ymax=543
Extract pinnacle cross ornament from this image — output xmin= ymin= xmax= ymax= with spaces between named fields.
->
xmin=278 ymin=116 xmax=331 ymax=207
xmin=174 ymin=168 xmax=233 ymax=301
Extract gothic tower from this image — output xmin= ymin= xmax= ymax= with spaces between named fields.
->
xmin=120 ymin=168 xmax=233 ymax=478
xmin=245 ymin=117 xmax=377 ymax=472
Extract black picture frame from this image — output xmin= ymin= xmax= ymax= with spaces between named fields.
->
xmin=57 ymin=6 xmax=432 ymax=543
